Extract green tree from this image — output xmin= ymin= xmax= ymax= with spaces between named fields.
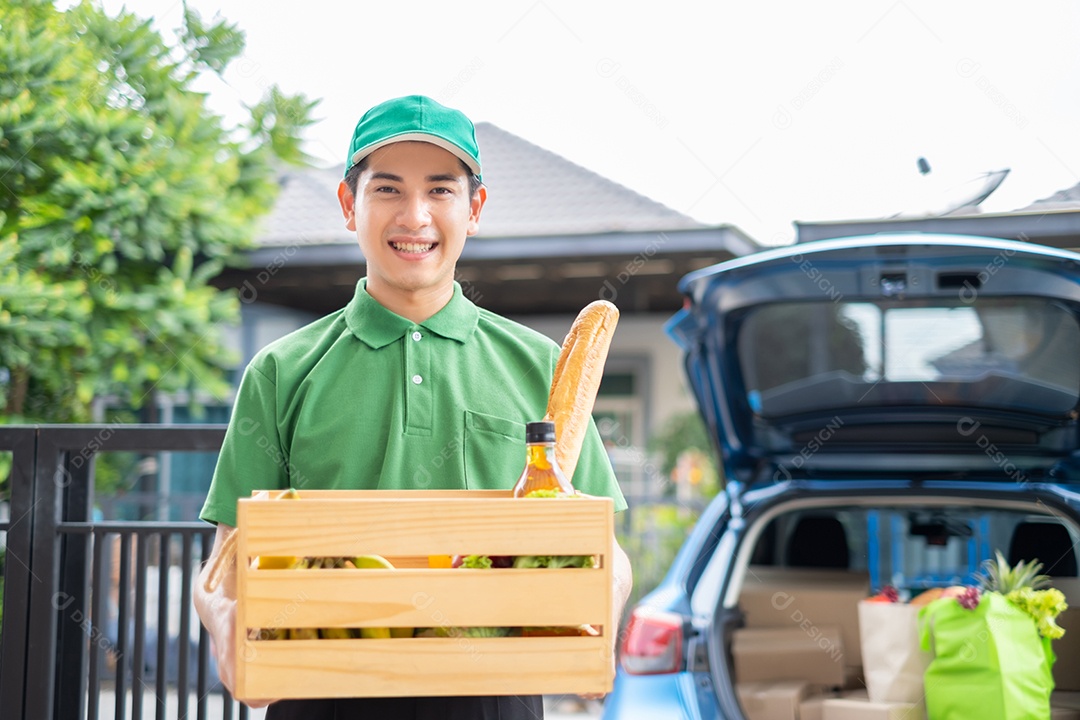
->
xmin=0 ymin=0 xmax=317 ymax=423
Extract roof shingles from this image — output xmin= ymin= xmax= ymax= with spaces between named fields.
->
xmin=1018 ymin=181 xmax=1080 ymax=212
xmin=254 ymin=122 xmax=701 ymax=247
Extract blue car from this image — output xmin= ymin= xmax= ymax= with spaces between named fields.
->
xmin=604 ymin=234 xmax=1080 ymax=719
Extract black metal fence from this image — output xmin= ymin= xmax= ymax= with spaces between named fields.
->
xmin=0 ymin=424 xmax=706 ymax=719
xmin=0 ymin=425 xmax=260 ymax=720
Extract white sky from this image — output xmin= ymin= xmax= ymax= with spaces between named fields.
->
xmin=101 ymin=1 xmax=1080 ymax=246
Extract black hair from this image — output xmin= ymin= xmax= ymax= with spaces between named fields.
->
xmin=343 ymin=156 xmax=482 ymax=198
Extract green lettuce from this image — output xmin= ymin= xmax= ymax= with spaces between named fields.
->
xmin=1005 ymin=587 xmax=1069 ymax=639
xmin=512 ymin=554 xmax=596 ymax=569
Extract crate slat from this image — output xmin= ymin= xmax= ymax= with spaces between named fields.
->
xmin=240 ymin=637 xmax=612 ymax=698
xmin=239 ymin=497 xmax=611 ymax=557
xmin=243 ymin=568 xmax=608 ymax=627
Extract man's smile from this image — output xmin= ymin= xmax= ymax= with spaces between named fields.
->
xmin=389 ymin=239 xmax=438 ymax=255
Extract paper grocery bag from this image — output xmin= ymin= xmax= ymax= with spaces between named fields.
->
xmin=858 ymin=600 xmax=932 ymax=703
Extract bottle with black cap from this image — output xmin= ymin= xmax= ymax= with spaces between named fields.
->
xmin=512 ymin=421 xmax=575 ymax=498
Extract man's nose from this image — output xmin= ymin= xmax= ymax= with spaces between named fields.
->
xmin=397 ymin=193 xmax=431 ymax=230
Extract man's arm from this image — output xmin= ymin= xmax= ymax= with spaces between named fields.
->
xmin=193 ymin=524 xmax=276 ymax=708
xmin=581 ymin=530 xmax=632 ymax=701
xmin=611 ymin=533 xmax=633 ymax=627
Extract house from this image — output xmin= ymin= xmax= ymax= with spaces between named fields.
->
xmin=201 ymin=122 xmax=760 ymax=504
xmin=796 ymin=179 xmax=1080 ymax=250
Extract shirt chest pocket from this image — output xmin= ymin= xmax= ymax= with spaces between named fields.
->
xmin=463 ymin=411 xmax=526 ymax=490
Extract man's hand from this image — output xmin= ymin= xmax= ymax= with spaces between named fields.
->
xmin=580 ymin=533 xmax=632 ymax=701
xmin=194 ymin=525 xmax=277 ymax=709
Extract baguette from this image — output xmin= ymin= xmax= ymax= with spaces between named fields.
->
xmin=545 ymin=300 xmax=620 ymax=481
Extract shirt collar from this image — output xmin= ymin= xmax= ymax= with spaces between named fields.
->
xmin=345 ymin=278 xmax=479 ymax=348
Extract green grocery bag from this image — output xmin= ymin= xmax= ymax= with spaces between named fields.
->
xmin=918 ymin=592 xmax=1055 ymax=720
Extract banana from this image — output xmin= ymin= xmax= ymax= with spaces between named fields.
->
xmin=254 ymin=489 xmax=301 ymax=570
xmin=264 ymin=554 xmax=413 ymax=639
xmin=251 ymin=627 xmax=285 ymax=641
xmin=351 ymin=554 xmax=394 ymax=569
xmin=320 ymin=627 xmax=356 ymax=639
xmin=360 ymin=626 xmax=392 ymax=639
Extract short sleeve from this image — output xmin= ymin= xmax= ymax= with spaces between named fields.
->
xmin=199 ymin=362 xmax=288 ymax=527
xmin=571 ymin=416 xmax=628 ymax=512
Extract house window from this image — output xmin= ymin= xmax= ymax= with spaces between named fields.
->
xmin=593 ymin=360 xmax=651 ymax=499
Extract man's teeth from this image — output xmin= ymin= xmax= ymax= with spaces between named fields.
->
xmin=391 ymin=241 xmax=435 ymax=253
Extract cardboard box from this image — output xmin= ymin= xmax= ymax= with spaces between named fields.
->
xmin=740 ymin=566 xmax=870 ymax=670
xmin=732 ymin=625 xmax=846 ymax=687
xmin=1053 ymin=692 xmax=1080 ymax=711
xmin=1053 ymin=607 xmax=1080 ymax=692
xmin=821 ymin=697 xmax=925 ymax=720
xmin=737 ymin=681 xmax=812 ymax=720
xmin=799 ymin=695 xmax=830 ymax=720
xmin=233 ymin=489 xmax=615 ymax=701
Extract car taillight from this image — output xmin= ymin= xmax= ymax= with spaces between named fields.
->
xmin=620 ymin=607 xmax=684 ymax=675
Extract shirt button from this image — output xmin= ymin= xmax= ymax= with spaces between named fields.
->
xmin=412 ymin=331 xmax=422 ymax=341
xmin=412 ymin=374 xmax=423 ymax=385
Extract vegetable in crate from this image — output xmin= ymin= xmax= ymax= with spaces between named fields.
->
xmin=514 ymin=488 xmax=597 ymax=570
xmin=451 ymin=554 xmax=514 ymax=569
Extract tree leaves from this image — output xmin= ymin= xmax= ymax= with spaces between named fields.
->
xmin=0 ymin=1 xmax=316 ymax=422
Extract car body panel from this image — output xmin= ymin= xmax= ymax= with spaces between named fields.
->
xmin=602 ymin=671 xmax=704 ymax=720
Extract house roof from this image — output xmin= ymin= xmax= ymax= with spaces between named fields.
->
xmin=471 ymin=123 xmax=702 ymax=236
xmin=254 ymin=121 xmax=702 ymax=247
xmin=222 ymin=122 xmax=758 ymax=316
xmin=1017 ymin=181 xmax=1080 ymax=212
xmin=797 ymin=178 xmax=1080 ymax=250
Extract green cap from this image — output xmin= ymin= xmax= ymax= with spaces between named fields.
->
xmin=344 ymin=95 xmax=482 ymax=180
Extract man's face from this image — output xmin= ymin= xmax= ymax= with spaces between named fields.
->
xmin=338 ymin=141 xmax=485 ymax=299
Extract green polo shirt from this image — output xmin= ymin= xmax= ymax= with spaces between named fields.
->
xmin=200 ymin=279 xmax=626 ymax=527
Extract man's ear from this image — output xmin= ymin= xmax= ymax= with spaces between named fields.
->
xmin=337 ymin=180 xmax=357 ymax=231
xmin=466 ymin=185 xmax=487 ymax=237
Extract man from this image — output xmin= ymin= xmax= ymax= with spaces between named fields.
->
xmin=194 ymin=95 xmax=632 ymax=719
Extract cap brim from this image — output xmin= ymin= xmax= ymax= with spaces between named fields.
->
xmin=349 ymin=132 xmax=481 ymax=176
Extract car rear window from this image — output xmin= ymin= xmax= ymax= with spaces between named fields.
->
xmin=748 ymin=506 xmax=1079 ymax=591
xmin=738 ymin=297 xmax=1080 ymax=418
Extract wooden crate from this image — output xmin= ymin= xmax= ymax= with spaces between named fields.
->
xmin=234 ymin=489 xmax=615 ymax=700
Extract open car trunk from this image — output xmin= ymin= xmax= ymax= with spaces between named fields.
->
xmin=715 ymin=494 xmax=1080 ymax=720
xmin=669 ymin=235 xmax=1080 ymax=487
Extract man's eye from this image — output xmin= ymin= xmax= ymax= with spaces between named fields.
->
xmin=432 ymin=187 xmax=453 ymax=195
xmin=374 ymin=186 xmax=398 ymax=193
